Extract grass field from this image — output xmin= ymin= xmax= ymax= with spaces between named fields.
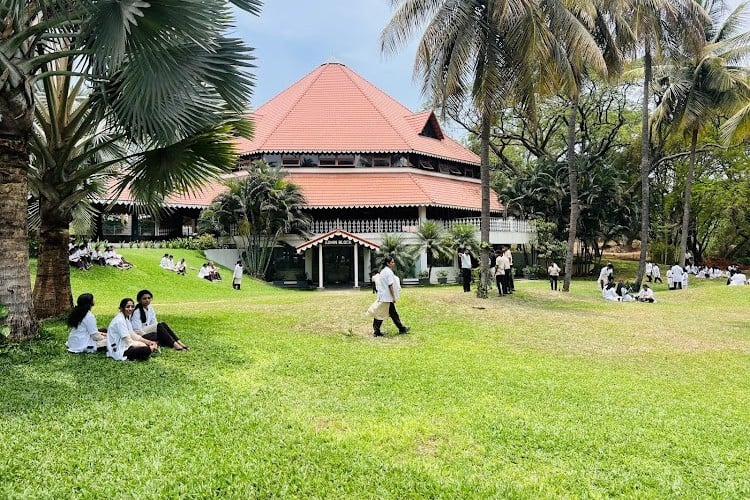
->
xmin=3 ymin=249 xmax=749 ymax=498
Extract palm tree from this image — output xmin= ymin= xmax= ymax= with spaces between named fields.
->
xmin=201 ymin=162 xmax=311 ymax=278
xmin=607 ymin=0 xmax=709 ymax=287
xmin=0 ymin=0 xmax=260 ymax=337
xmin=382 ymin=0 xmax=605 ymax=298
xmin=652 ymin=0 xmax=750 ymax=267
xmin=415 ymin=220 xmax=452 ymax=281
xmin=375 ymin=234 xmax=419 ymax=278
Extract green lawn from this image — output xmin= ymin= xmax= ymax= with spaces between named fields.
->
xmin=3 ymin=249 xmax=749 ymax=498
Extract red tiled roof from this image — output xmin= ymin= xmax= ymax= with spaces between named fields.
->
xmin=235 ymin=62 xmax=479 ymax=165
xmin=285 ymin=169 xmax=502 ymax=212
xmin=96 ymin=169 xmax=501 ymax=213
xmin=295 ymin=229 xmax=380 ymax=253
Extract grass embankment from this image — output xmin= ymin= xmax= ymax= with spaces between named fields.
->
xmin=2 ymin=249 xmax=749 ymax=497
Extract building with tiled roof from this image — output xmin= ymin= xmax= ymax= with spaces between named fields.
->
xmin=92 ymin=62 xmax=532 ymax=287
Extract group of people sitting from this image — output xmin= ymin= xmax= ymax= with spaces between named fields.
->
xmin=159 ymin=254 xmax=186 ymax=275
xmin=197 ymin=261 xmax=223 ymax=282
xmin=601 ymin=277 xmax=655 ymax=303
xmin=66 ymin=289 xmax=189 ymax=362
xmin=69 ymin=242 xmax=132 ymax=270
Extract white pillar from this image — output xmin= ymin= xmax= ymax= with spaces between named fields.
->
xmin=318 ymin=245 xmax=324 ymax=289
xmin=418 ymin=206 xmax=428 ymax=276
xmin=353 ymin=244 xmax=359 ymax=288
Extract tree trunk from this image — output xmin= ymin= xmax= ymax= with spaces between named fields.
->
xmin=635 ymin=45 xmax=653 ymax=290
xmin=563 ymin=94 xmax=579 ymax=292
xmin=0 ymin=136 xmax=39 ymax=340
xmin=678 ymin=129 xmax=698 ymax=267
xmin=33 ymin=198 xmax=74 ymax=318
xmin=477 ymin=111 xmax=491 ymax=299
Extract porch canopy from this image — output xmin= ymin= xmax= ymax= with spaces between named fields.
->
xmin=296 ymin=229 xmax=380 ymax=289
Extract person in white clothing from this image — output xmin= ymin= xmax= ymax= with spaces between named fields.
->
xmin=547 ymin=262 xmax=561 ymax=291
xmin=131 ymin=290 xmax=188 ymax=350
xmin=66 ymin=293 xmax=106 ymax=353
xmin=370 ymin=256 xmax=410 ymax=336
xmin=232 ymin=260 xmax=243 ymax=290
xmin=651 ymin=264 xmax=662 ymax=283
xmin=682 ymin=269 xmax=689 ymax=289
xmin=459 ymin=248 xmax=473 ymax=292
xmin=107 ymin=298 xmax=157 ymax=361
xmin=728 ymin=271 xmax=748 ymax=286
xmin=637 ymin=284 xmax=656 ymax=303
xmin=645 ymin=261 xmax=653 ymax=282
xmin=598 ymin=263 xmax=613 ymax=289
xmin=670 ymin=263 xmax=684 ymax=290
xmin=602 ymin=282 xmax=619 ymax=301
xmin=159 ymin=253 xmax=170 ymax=268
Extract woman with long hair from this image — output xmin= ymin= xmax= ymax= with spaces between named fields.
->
xmin=106 ymin=298 xmax=158 ymax=361
xmin=131 ymin=289 xmax=188 ymax=350
xmin=66 ymin=293 xmax=106 ymax=353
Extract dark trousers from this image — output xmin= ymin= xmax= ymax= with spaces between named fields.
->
xmin=461 ymin=268 xmax=472 ymax=292
xmin=142 ymin=322 xmax=180 ymax=348
xmin=654 ymin=277 xmax=662 ymax=283
xmin=124 ymin=345 xmax=152 ymax=361
xmin=496 ymin=275 xmax=503 ymax=295
xmin=507 ymin=267 xmax=514 ymax=291
xmin=389 ymin=303 xmax=406 ymax=331
xmin=550 ymin=276 xmax=558 ymax=290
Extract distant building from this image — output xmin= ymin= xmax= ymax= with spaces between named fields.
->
xmin=92 ymin=62 xmax=533 ymax=287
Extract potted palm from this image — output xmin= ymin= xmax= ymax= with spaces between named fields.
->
xmin=418 ymin=270 xmax=430 ymax=285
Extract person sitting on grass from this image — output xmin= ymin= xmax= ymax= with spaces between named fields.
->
xmin=208 ymin=261 xmax=222 ymax=281
xmin=106 ymin=298 xmax=158 ymax=361
xmin=198 ymin=262 xmax=214 ymax=281
xmin=66 ymin=293 xmax=107 ymax=353
xmin=103 ymin=245 xmax=133 ymax=269
xmin=174 ymin=258 xmax=186 ymax=275
xmin=131 ymin=289 xmax=188 ymax=351
xmin=90 ymin=246 xmax=106 ymax=266
xmin=637 ymin=284 xmax=656 ymax=303
xmin=159 ymin=253 xmax=170 ymax=268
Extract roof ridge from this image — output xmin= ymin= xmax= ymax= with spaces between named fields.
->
xmin=342 ymin=65 xmax=418 ymax=150
xmin=407 ymin=172 xmax=436 ymax=203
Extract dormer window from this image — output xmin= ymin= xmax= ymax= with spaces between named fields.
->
xmin=282 ymin=155 xmax=300 ymax=166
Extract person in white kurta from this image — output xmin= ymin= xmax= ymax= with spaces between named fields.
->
xmin=728 ymin=272 xmax=748 ymax=286
xmin=232 ymin=261 xmax=243 ymax=290
xmin=652 ymin=264 xmax=662 ymax=283
xmin=637 ymin=284 xmax=656 ymax=303
xmin=131 ymin=290 xmax=187 ymax=350
xmin=670 ymin=264 xmax=684 ymax=289
xmin=107 ymin=298 xmax=157 ymax=361
xmin=370 ymin=256 xmax=410 ymax=336
xmin=66 ymin=293 xmax=106 ymax=353
xmin=645 ymin=261 xmax=653 ymax=282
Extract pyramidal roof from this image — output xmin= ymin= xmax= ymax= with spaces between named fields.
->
xmin=235 ymin=62 xmax=480 ymax=165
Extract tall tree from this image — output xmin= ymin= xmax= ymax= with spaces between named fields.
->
xmin=652 ymin=0 xmax=750 ymax=267
xmin=199 ymin=162 xmax=311 ymax=278
xmin=0 ymin=0 xmax=260 ymax=337
xmin=609 ymin=0 xmax=709 ymax=288
xmin=383 ymin=0 xmax=604 ymax=298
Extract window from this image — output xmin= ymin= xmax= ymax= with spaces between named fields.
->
xmin=373 ymin=157 xmax=391 ymax=167
xmin=337 ymin=155 xmax=355 ymax=166
xmin=319 ymin=155 xmax=336 ymax=166
xmin=282 ymin=155 xmax=300 ymax=166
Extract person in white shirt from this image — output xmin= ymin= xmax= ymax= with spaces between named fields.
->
xmin=598 ymin=263 xmax=613 ymax=289
xmin=494 ymin=250 xmax=510 ymax=295
xmin=645 ymin=261 xmax=653 ymax=282
xmin=69 ymin=247 xmax=86 ymax=270
xmin=174 ymin=258 xmax=186 ymax=275
xmin=503 ymin=247 xmax=515 ymax=292
xmin=459 ymin=248 xmax=473 ymax=292
xmin=370 ymin=256 xmax=410 ymax=336
xmin=131 ymin=290 xmax=188 ymax=350
xmin=66 ymin=293 xmax=106 ymax=353
xmin=232 ymin=260 xmax=243 ymax=290
xmin=602 ymin=282 xmax=619 ymax=301
xmin=651 ymin=264 xmax=662 ymax=283
xmin=106 ymin=298 xmax=157 ymax=361
xmin=159 ymin=253 xmax=170 ymax=268
xmin=547 ymin=261 xmax=561 ymax=291
xmin=670 ymin=263 xmax=684 ymax=290
xmin=637 ymin=284 xmax=655 ymax=303
xmin=682 ymin=268 xmax=689 ymax=289
xmin=728 ymin=271 xmax=748 ymax=286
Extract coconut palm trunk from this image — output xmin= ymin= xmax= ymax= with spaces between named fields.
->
xmin=563 ymin=93 xmax=580 ymax=292
xmin=33 ymin=199 xmax=74 ymax=318
xmin=679 ymin=128 xmax=698 ymax=267
xmin=636 ymin=45 xmax=653 ymax=289
xmin=478 ymin=111 xmax=491 ymax=298
xmin=0 ymin=137 xmax=39 ymax=339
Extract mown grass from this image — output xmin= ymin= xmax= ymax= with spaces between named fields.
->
xmin=3 ymin=249 xmax=749 ymax=498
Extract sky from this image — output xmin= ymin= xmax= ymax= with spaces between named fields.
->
xmin=234 ymin=1 xmax=423 ymax=111
xmin=234 ymin=0 xmax=748 ymax=126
